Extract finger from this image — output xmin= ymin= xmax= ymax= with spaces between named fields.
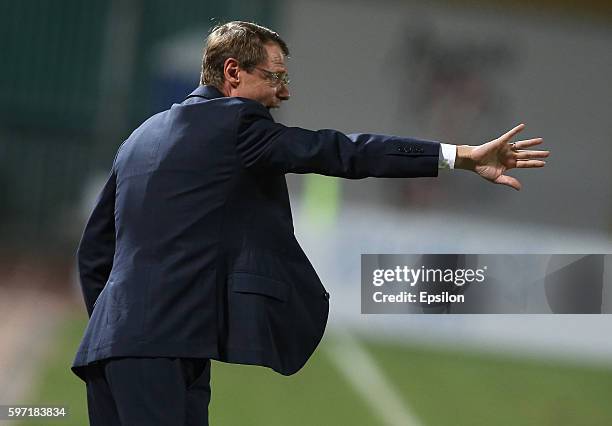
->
xmin=514 ymin=150 xmax=550 ymax=159
xmin=516 ymin=159 xmax=546 ymax=168
xmin=514 ymin=137 xmax=544 ymax=149
xmin=494 ymin=174 xmax=521 ymax=190
xmin=497 ymin=123 xmax=525 ymax=143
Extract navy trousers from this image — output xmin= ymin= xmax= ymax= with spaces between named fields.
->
xmin=84 ymin=357 xmax=211 ymax=426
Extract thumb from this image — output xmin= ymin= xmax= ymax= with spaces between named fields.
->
xmin=497 ymin=123 xmax=525 ymax=144
xmin=494 ymin=174 xmax=522 ymax=191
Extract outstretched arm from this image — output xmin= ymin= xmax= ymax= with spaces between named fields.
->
xmin=454 ymin=124 xmax=549 ymax=190
xmin=236 ymin=100 xmax=440 ymax=179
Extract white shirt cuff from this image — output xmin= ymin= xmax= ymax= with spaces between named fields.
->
xmin=438 ymin=143 xmax=456 ymax=170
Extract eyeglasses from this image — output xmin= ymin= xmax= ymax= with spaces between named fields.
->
xmin=255 ymin=67 xmax=290 ymax=86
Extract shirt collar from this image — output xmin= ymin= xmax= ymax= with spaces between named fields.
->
xmin=185 ymin=85 xmax=225 ymax=100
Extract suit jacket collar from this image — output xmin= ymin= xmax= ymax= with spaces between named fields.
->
xmin=186 ymin=85 xmax=225 ymax=100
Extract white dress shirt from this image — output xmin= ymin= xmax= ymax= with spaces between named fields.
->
xmin=438 ymin=143 xmax=457 ymax=169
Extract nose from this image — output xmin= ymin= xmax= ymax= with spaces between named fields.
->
xmin=277 ymin=84 xmax=290 ymax=101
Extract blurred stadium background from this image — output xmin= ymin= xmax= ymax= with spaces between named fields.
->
xmin=1 ymin=0 xmax=611 ymax=425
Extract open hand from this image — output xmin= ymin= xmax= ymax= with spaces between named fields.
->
xmin=457 ymin=124 xmax=549 ymax=190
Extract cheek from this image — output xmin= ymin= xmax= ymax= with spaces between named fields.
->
xmin=262 ymin=86 xmax=277 ymax=100
xmin=255 ymin=83 xmax=273 ymax=98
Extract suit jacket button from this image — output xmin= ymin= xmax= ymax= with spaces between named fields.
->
xmin=323 ymin=291 xmax=330 ymax=300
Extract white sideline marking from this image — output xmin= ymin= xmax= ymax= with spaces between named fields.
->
xmin=326 ymin=329 xmax=424 ymax=426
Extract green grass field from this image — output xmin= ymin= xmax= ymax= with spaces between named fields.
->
xmin=20 ymin=313 xmax=612 ymax=426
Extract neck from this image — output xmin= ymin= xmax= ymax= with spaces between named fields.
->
xmin=219 ymin=81 xmax=232 ymax=97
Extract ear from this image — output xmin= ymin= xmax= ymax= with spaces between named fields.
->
xmin=223 ymin=58 xmax=241 ymax=88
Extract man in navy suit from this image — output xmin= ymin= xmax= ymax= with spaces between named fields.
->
xmin=72 ymin=21 xmax=548 ymax=425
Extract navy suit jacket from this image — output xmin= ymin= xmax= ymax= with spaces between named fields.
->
xmin=72 ymin=85 xmax=440 ymax=379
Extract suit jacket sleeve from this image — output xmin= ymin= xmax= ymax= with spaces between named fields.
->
xmin=76 ymin=164 xmax=117 ymax=317
xmin=235 ymin=100 xmax=440 ymax=179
